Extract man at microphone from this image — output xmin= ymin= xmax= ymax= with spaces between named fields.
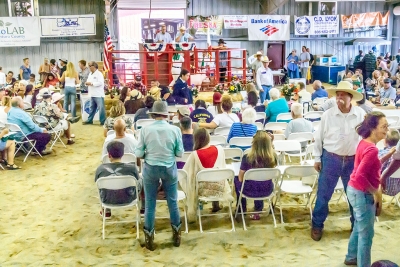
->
xmin=175 ymin=26 xmax=194 ymax=43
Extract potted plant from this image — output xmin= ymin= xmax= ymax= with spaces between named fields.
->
xmin=281 ymin=83 xmax=300 ymax=101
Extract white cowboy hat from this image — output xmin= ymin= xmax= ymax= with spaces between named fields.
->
xmin=326 ymin=81 xmax=363 ymax=102
xmin=148 ymin=100 xmax=169 ymax=116
xmin=130 ymin=89 xmax=143 ymax=100
xmin=51 ymin=92 xmax=65 ymax=103
xmin=36 ymin=88 xmax=50 ymax=100
xmin=261 ymin=56 xmax=272 ymax=63
xmin=254 ymin=51 xmax=263 ymax=57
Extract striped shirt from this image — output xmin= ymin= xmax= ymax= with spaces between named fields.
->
xmin=227 ymin=122 xmax=257 ymax=150
xmin=379 ymin=145 xmax=400 ymax=196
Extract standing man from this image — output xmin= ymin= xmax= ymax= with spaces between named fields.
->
xmin=299 ymin=46 xmax=310 ymax=80
xmin=251 ymin=51 xmax=263 ymax=80
xmin=353 ymin=50 xmax=364 ymax=65
xmin=155 ymin=25 xmax=173 ymax=43
xmin=363 ymin=50 xmax=377 ymax=79
xmin=175 ymin=26 xmax=194 ymax=43
xmin=256 ymin=56 xmax=274 ymax=103
xmin=38 ymin=58 xmax=50 ymax=82
xmin=78 ymin=60 xmax=90 ymax=94
xmin=212 ymin=39 xmax=228 ymax=83
xmin=83 ymin=61 xmax=106 ymax=125
xmin=306 ymin=48 xmax=314 ymax=83
xmin=311 ymin=81 xmax=365 ymax=241
xmin=135 ymin=100 xmax=183 ymax=251
xmin=59 ymin=58 xmax=68 ymax=77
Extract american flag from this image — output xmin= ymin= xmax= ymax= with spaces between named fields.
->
xmin=260 ymin=25 xmax=279 ymax=36
xmin=103 ymin=23 xmax=112 ymax=72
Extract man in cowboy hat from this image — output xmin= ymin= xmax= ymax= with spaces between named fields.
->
xmin=311 ymin=81 xmax=365 ymax=241
xmin=83 ymin=61 xmax=106 ymax=125
xmin=155 ymin=24 xmax=173 ymax=44
xmin=59 ymin=58 xmax=68 ymax=77
xmin=175 ymin=26 xmax=194 ymax=43
xmin=212 ymin=39 xmax=228 ymax=82
xmin=251 ymin=51 xmax=263 ymax=80
xmin=256 ymin=56 xmax=274 ymax=103
xmin=135 ymin=100 xmax=183 ymax=250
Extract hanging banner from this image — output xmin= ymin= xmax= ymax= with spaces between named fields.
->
xmin=187 ymin=15 xmax=223 ymax=36
xmin=341 ymin=12 xmax=389 ymax=33
xmin=223 ymin=15 xmax=248 ymax=29
xmin=247 ymin=15 xmax=290 ymax=41
xmin=295 ymin=15 xmax=339 ymax=35
xmin=39 ymin=14 xmax=96 ymax=37
xmin=0 ymin=16 xmax=40 ymax=47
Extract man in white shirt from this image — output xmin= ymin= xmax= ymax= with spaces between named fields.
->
xmin=83 ymin=61 xmax=106 ymax=125
xmin=102 ymin=119 xmax=138 ymax=156
xmin=256 ymin=56 xmax=274 ymax=103
xmin=299 ymin=46 xmax=310 ymax=79
xmin=175 ymin=26 xmax=194 ymax=43
xmin=311 ymin=81 xmax=365 ymax=241
xmin=0 ymin=67 xmax=6 ymax=87
xmin=251 ymin=51 xmax=263 ymax=80
xmin=154 ymin=25 xmax=173 ymax=44
xmin=297 ymin=82 xmax=311 ymax=103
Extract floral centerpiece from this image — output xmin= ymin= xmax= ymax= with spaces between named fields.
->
xmin=281 ymin=83 xmax=300 ymax=100
xmin=191 ymin=85 xmax=199 ymax=98
xmin=214 ymin=84 xmax=224 ymax=94
xmin=228 ymin=75 xmax=243 ymax=94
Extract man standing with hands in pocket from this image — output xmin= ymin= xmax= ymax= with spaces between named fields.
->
xmin=83 ymin=61 xmax=106 ymax=125
xmin=311 ymin=81 xmax=365 ymax=241
xmin=256 ymin=56 xmax=274 ymax=104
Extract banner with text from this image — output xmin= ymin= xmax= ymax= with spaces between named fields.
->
xmin=0 ymin=17 xmax=40 ymax=47
xmin=247 ymin=15 xmax=290 ymax=41
xmin=341 ymin=12 xmax=389 ymax=33
xmin=188 ymin=15 xmax=223 ymax=36
xmin=40 ymin=14 xmax=96 ymax=37
xmin=223 ymin=15 xmax=248 ymax=29
xmin=295 ymin=15 xmax=339 ymax=35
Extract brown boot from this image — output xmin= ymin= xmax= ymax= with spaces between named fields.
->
xmin=172 ymin=223 xmax=182 ymax=247
xmin=144 ymin=228 xmax=155 ymax=251
xmin=311 ymin=227 xmax=323 ymax=241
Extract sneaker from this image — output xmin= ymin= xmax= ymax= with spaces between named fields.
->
xmin=82 ymin=121 xmax=93 ymax=125
xmin=41 ymin=150 xmax=52 ymax=155
xmin=67 ymin=139 xmax=75 ymax=145
xmin=68 ymin=116 xmax=81 ymax=124
xmin=344 ymin=259 xmax=357 ymax=265
xmin=311 ymin=227 xmax=323 ymax=241
xmin=99 ymin=209 xmax=111 ymax=219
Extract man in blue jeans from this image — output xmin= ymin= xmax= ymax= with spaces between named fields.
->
xmin=311 ymin=81 xmax=365 ymax=241
xmin=135 ymin=100 xmax=184 ymax=251
xmin=83 ymin=61 xmax=106 ymax=125
xmin=256 ymin=56 xmax=274 ymax=104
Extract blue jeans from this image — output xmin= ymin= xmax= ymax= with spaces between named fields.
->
xmin=143 ymin=162 xmax=181 ymax=232
xmin=288 ymin=69 xmax=299 ymax=79
xmin=345 ymin=185 xmax=375 ymax=267
xmin=312 ymin=150 xmax=355 ymax=229
xmin=260 ymin=85 xmax=271 ymax=103
xmin=64 ymin=86 xmax=77 ymax=117
xmin=87 ymin=97 xmax=106 ymax=124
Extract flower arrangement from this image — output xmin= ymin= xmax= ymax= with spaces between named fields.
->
xmin=192 ymin=86 xmax=199 ymax=98
xmin=214 ymin=84 xmax=224 ymax=94
xmin=281 ymin=83 xmax=300 ymax=98
xmin=228 ymin=75 xmax=243 ymax=94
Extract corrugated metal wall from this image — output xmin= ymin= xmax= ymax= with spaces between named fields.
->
xmin=0 ymin=0 xmax=104 ymax=77
xmin=392 ymin=13 xmax=400 ymax=54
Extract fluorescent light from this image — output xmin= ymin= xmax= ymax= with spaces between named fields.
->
xmin=150 ymin=24 xmax=156 ymax=27
xmin=143 ymin=25 xmax=148 ymax=29
xmin=159 ymin=22 xmax=165 ymax=25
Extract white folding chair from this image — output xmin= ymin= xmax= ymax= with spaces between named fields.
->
xmin=214 ymin=127 xmax=231 ymax=136
xmin=273 ymin=140 xmax=302 ymax=165
xmin=235 ymin=168 xmax=281 ymax=229
xmin=387 ymin=168 xmax=400 ymax=208
xmin=223 ymin=147 xmax=243 ymax=161
xmin=312 ymin=121 xmax=320 ymax=132
xmin=256 ymin=112 xmax=266 ymax=124
xmin=107 ymin=130 xmax=115 ymax=136
xmin=286 ymin=132 xmax=314 ymax=162
xmin=33 ymin=115 xmax=66 ymax=150
xmin=135 ymin=119 xmax=155 ymax=129
xmin=124 ymin=114 xmax=136 ymax=121
xmin=6 ymin=123 xmax=42 ymax=162
xmin=273 ymin=134 xmax=286 ymax=140
xmin=156 ymin=169 xmax=189 ymax=233
xmin=304 ymin=111 xmax=324 ymax=122
xmin=96 ymin=176 xmax=140 ymax=239
xmin=126 ymin=129 xmax=135 ymax=135
xmin=302 ymin=143 xmax=315 ymax=166
xmin=171 ymin=115 xmax=179 ymax=124
xmin=313 ymin=97 xmax=328 ymax=106
xmin=175 ymin=151 xmax=192 ymax=163
xmin=23 ymin=101 xmax=32 ymax=110
xmin=210 ymin=135 xmax=228 ymax=147
xmin=228 ymin=137 xmax=253 ymax=148
xmin=276 ymin=112 xmax=292 ymax=122
xmin=264 ymin=122 xmax=288 ymax=131
xmin=101 ymin=153 xmax=137 ymax=164
xmin=276 ymin=166 xmax=318 ymax=223
xmin=196 ymin=169 xmax=236 ymax=233
xmin=387 ymin=116 xmax=400 ymax=127
xmin=376 ymin=140 xmax=385 ymax=150
xmin=302 ymin=101 xmax=312 ymax=113
xmin=255 ymin=122 xmax=264 ymax=130
xmin=167 ymin=105 xmax=178 ymax=113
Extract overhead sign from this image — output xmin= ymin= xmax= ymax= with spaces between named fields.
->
xmin=295 ymin=15 xmax=339 ymax=35
xmin=40 ymin=14 xmax=96 ymax=37
xmin=223 ymin=15 xmax=248 ymax=29
xmin=0 ymin=16 xmax=40 ymax=47
xmin=341 ymin=12 xmax=389 ymax=33
xmin=247 ymin=15 xmax=290 ymax=41
xmin=188 ymin=15 xmax=223 ymax=36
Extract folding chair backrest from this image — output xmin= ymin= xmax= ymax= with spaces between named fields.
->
xmin=288 ymin=132 xmax=314 ymax=143
xmin=223 ymin=147 xmax=243 ymax=160
xmin=312 ymin=121 xmax=320 ymax=132
xmin=256 ymin=112 xmax=266 ymax=123
xmin=122 ymin=153 xmax=137 ymax=163
xmin=283 ymin=166 xmax=318 ymax=186
xmin=255 ymin=122 xmax=263 ymax=130
xmin=124 ymin=114 xmax=135 ymax=121
xmin=387 ymin=116 xmax=400 ymax=126
xmin=196 ymin=169 xmax=234 ymax=183
xmin=229 ymin=137 xmax=253 ymax=147
xmin=24 ymin=102 xmax=32 ymax=110
xmin=210 ymin=135 xmax=227 ymax=146
xmin=135 ymin=119 xmax=155 ymax=129
xmin=273 ymin=134 xmax=286 ymax=140
xmin=172 ymin=116 xmax=179 ymax=124
xmin=214 ymin=127 xmax=231 ymax=136
xmin=107 ymin=130 xmax=115 ymax=136
xmin=33 ymin=115 xmax=48 ymax=125
xmin=6 ymin=123 xmax=26 ymax=137
xmin=177 ymin=169 xmax=188 ymax=192
xmin=96 ymin=175 xmax=137 ymax=190
xmin=276 ymin=112 xmax=292 ymax=122
xmin=264 ymin=122 xmax=288 ymax=131
xmin=376 ymin=140 xmax=385 ymax=150
xmin=392 ymin=168 xmax=400 ymax=178
xmin=167 ymin=105 xmax=178 ymax=113
xmin=304 ymin=111 xmax=324 ymax=121
xmin=243 ymin=168 xmax=281 ymax=183
xmin=126 ymin=129 xmax=135 ymax=135
xmin=313 ymin=97 xmax=328 ymax=105
xmin=305 ymin=143 xmax=315 ymax=160
xmin=176 ymin=152 xmax=192 ymax=162
xmin=273 ymin=140 xmax=301 ymax=153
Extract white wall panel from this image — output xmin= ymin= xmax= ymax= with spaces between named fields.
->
xmin=118 ymin=0 xmax=187 ymax=9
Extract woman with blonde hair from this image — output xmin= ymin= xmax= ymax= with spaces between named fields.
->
xmin=103 ymin=100 xmax=134 ymax=137
xmin=234 ymin=131 xmax=277 ymax=219
xmin=57 ymin=62 xmax=80 ymax=120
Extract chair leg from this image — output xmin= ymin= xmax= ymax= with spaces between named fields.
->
xmin=268 ymin=199 xmax=277 ymax=228
xmin=278 ymin=193 xmax=284 ymax=224
xmin=228 ymin=202 xmax=236 ymax=232
xmin=183 ymin=202 xmax=188 ymax=233
xmin=198 ymin=204 xmax=203 ymax=233
xmin=102 ymin=207 xmax=106 ymax=239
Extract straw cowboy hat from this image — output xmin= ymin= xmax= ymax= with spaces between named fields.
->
xmin=149 ymin=86 xmax=161 ymax=100
xmin=179 ymin=26 xmax=186 ymax=31
xmin=327 ymin=81 xmax=363 ymax=102
xmin=148 ymin=100 xmax=169 ymax=116
xmin=261 ymin=56 xmax=272 ymax=63
xmin=129 ymin=89 xmax=143 ymax=100
xmin=254 ymin=51 xmax=263 ymax=57
xmin=51 ymin=92 xmax=64 ymax=103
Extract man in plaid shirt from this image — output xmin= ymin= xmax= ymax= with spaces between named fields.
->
xmin=125 ymin=75 xmax=147 ymax=96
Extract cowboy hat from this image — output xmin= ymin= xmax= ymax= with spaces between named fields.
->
xmin=218 ymin=39 xmax=226 ymax=44
xmin=59 ymin=58 xmax=68 ymax=64
xmin=149 ymin=86 xmax=161 ymax=100
xmin=129 ymin=89 xmax=143 ymax=100
xmin=36 ymin=88 xmax=51 ymax=100
xmin=261 ymin=56 xmax=272 ymax=63
xmin=326 ymin=81 xmax=363 ymax=102
xmin=254 ymin=51 xmax=263 ymax=57
xmin=148 ymin=100 xmax=169 ymax=116
xmin=51 ymin=92 xmax=65 ymax=103
xmin=179 ymin=26 xmax=186 ymax=31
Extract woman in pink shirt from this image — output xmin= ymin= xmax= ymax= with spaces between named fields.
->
xmin=345 ymin=111 xmax=389 ymax=266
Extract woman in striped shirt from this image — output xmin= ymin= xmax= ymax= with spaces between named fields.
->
xmin=227 ymin=108 xmax=257 ymax=150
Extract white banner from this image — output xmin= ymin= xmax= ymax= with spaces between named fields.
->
xmin=223 ymin=15 xmax=248 ymax=29
xmin=0 ymin=17 xmax=40 ymax=47
xmin=295 ymin=15 xmax=339 ymax=35
xmin=40 ymin=14 xmax=96 ymax=37
xmin=247 ymin=15 xmax=290 ymax=41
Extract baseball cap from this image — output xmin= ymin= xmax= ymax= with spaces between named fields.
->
xmin=135 ymin=75 xmax=142 ymax=82
xmin=384 ymin=78 xmax=391 ymax=83
xmin=59 ymin=58 xmax=68 ymax=63
xmin=213 ymin=92 xmax=222 ymax=103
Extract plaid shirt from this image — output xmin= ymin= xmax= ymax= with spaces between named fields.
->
xmin=126 ymin=82 xmax=147 ymax=96
xmin=379 ymin=146 xmax=400 ymax=196
xmin=33 ymin=100 xmax=63 ymax=128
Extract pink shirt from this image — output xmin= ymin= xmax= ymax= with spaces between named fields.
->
xmin=349 ymin=140 xmax=381 ymax=192
xmin=379 ymin=61 xmax=388 ymax=71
